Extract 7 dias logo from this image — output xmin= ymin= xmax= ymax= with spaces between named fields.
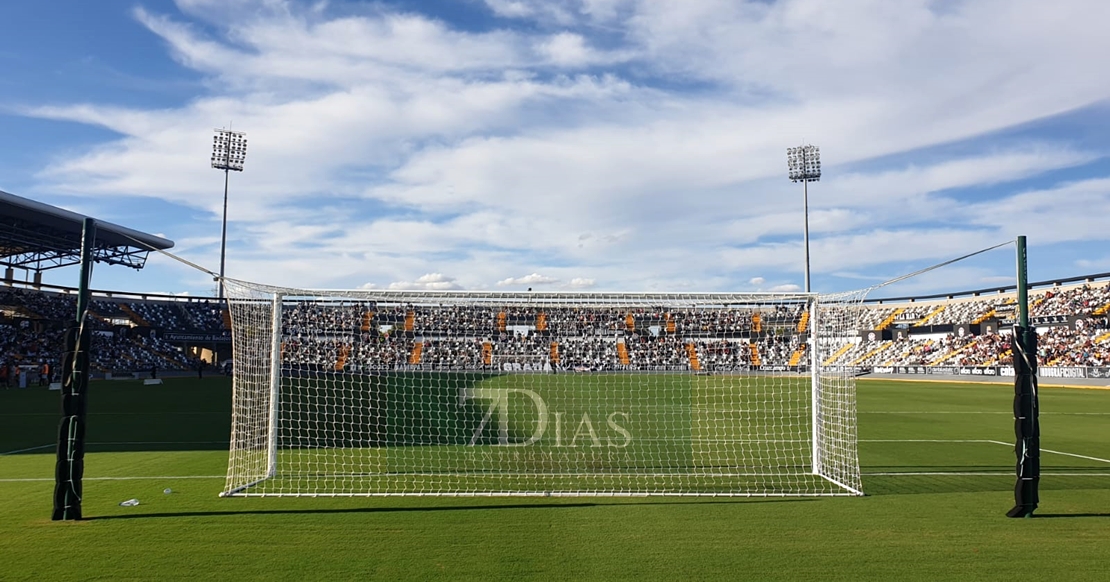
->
xmin=463 ymin=388 xmax=632 ymax=448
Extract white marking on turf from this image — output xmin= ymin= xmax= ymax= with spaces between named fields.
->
xmin=1039 ymin=449 xmax=1110 ymax=464
xmin=0 ymin=444 xmax=55 ymax=455
xmin=859 ymin=411 xmax=1110 ymax=415
xmin=863 ymin=471 xmax=1110 ymax=477
xmin=861 ymin=439 xmax=1110 ymax=465
xmin=981 ymin=442 xmax=1110 ymax=464
xmin=1 ymin=441 xmax=228 ymax=454
xmin=0 ymin=475 xmax=224 ymax=483
xmin=859 ymin=439 xmax=998 ymax=443
xmin=89 ymin=441 xmax=229 ymax=445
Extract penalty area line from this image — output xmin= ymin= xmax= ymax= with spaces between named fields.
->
xmin=86 ymin=441 xmax=230 ymax=446
xmin=859 ymin=411 xmax=1110 ymax=415
xmin=862 ymin=439 xmax=1110 ymax=465
xmin=0 ymin=444 xmax=55 ymax=455
xmin=985 ymin=440 xmax=1110 ymax=464
xmin=863 ymin=471 xmax=1110 ymax=477
xmin=0 ymin=475 xmax=224 ymax=483
xmin=1 ymin=441 xmax=229 ymax=455
xmin=859 ymin=439 xmax=998 ymax=443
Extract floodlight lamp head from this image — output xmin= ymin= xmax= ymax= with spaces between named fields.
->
xmin=786 ymin=144 xmax=821 ymax=182
xmin=211 ymin=128 xmax=248 ymax=172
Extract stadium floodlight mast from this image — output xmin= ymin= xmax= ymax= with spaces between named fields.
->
xmin=787 ymin=144 xmax=821 ymax=293
xmin=211 ymin=128 xmax=247 ymax=299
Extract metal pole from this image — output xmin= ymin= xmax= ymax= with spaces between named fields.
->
xmin=218 ymin=168 xmax=229 ymax=300
xmin=1008 ymin=235 xmax=1039 ymax=517
xmin=787 ymin=144 xmax=819 ymax=293
xmin=809 ymin=295 xmax=821 ymax=476
xmin=52 ymin=218 xmax=96 ymax=520
xmin=1017 ymin=236 xmax=1029 ymax=329
xmin=267 ymin=293 xmax=283 ymax=478
xmin=803 ymin=178 xmax=811 ymax=293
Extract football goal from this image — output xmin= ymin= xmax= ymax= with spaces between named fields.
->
xmin=220 ymin=280 xmax=866 ymax=497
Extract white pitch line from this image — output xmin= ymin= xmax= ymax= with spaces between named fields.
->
xmin=1 ymin=441 xmax=229 ymax=455
xmin=859 ymin=439 xmax=1110 ymax=465
xmin=0 ymin=475 xmax=224 ymax=483
xmin=859 ymin=439 xmax=998 ymax=443
xmin=859 ymin=411 xmax=1110 ymax=415
xmin=861 ymin=439 xmax=1110 ymax=465
xmin=984 ymin=440 xmax=1110 ymax=464
xmin=863 ymin=471 xmax=1110 ymax=477
xmin=0 ymin=444 xmax=55 ymax=455
xmin=859 ymin=411 xmax=1010 ymax=414
xmin=87 ymin=441 xmax=230 ymax=445
xmin=1040 ymin=449 xmax=1110 ymax=464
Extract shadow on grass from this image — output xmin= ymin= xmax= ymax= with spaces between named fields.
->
xmin=86 ymin=498 xmax=815 ymax=521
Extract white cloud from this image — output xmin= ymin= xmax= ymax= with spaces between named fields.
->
xmin=535 ymin=32 xmax=600 ymax=67
xmin=15 ymin=0 xmax=1110 ymax=297
xmin=498 ymin=273 xmax=560 ymax=286
xmin=388 ymin=273 xmax=462 ymax=290
xmin=1075 ymin=257 xmax=1110 ymax=271
xmin=963 ymin=177 xmax=1110 ymax=244
xmin=483 ymin=0 xmax=577 ymax=24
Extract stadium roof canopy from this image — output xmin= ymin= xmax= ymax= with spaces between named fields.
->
xmin=0 ymin=189 xmax=174 ymax=272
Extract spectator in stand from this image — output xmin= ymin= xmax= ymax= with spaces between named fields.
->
xmin=0 ymin=280 xmax=1109 ymax=377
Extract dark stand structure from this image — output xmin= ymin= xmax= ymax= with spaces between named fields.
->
xmin=1008 ymin=235 xmax=1039 ymax=518
xmin=0 ymin=190 xmax=173 ymax=520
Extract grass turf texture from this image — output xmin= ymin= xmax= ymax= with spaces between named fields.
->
xmin=232 ymin=372 xmax=836 ymax=496
xmin=1 ymin=376 xmax=1108 ymax=581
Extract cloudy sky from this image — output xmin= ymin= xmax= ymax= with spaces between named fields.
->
xmin=1 ymin=0 xmax=1108 ymax=298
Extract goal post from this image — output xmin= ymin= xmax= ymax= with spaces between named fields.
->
xmin=221 ymin=280 xmax=867 ymax=497
xmin=266 ymin=292 xmax=282 ymax=480
xmin=810 ymin=294 xmax=822 ymax=478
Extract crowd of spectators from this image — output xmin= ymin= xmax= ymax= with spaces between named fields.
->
xmin=827 ymin=312 xmax=1110 ymax=368
xmin=816 ymin=282 xmax=1110 ymax=369
xmin=1032 ymin=284 xmax=1110 ymax=317
xmin=0 ymin=321 xmax=64 ymax=385
xmin=1037 ymin=319 xmax=1110 ymax=366
xmin=0 ymin=288 xmax=74 ymax=321
xmin=0 ymin=288 xmax=229 ymax=379
xmin=2 ymin=280 xmax=1110 ymax=380
xmin=87 ymin=332 xmax=193 ymax=373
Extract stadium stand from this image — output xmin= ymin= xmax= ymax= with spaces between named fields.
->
xmin=1 ymin=277 xmax=1110 ymax=381
xmin=0 ymin=286 xmax=232 ymax=380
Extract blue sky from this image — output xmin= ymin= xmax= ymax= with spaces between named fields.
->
xmin=1 ymin=0 xmax=1108 ymax=298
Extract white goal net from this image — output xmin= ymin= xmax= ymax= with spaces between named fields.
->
xmin=221 ymin=280 xmax=867 ymax=497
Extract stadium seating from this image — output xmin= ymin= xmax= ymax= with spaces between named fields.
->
xmin=1 ymin=279 xmax=1108 ymax=379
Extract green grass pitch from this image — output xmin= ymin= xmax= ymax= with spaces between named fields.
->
xmin=240 ymin=372 xmax=829 ymax=496
xmin=2 ymin=375 xmax=1110 ymax=580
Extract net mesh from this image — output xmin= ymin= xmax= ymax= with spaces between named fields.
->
xmin=221 ymin=280 xmax=867 ymax=497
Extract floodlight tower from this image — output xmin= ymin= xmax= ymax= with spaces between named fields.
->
xmin=211 ymin=128 xmax=247 ymax=299
xmin=787 ymin=145 xmax=821 ymax=293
